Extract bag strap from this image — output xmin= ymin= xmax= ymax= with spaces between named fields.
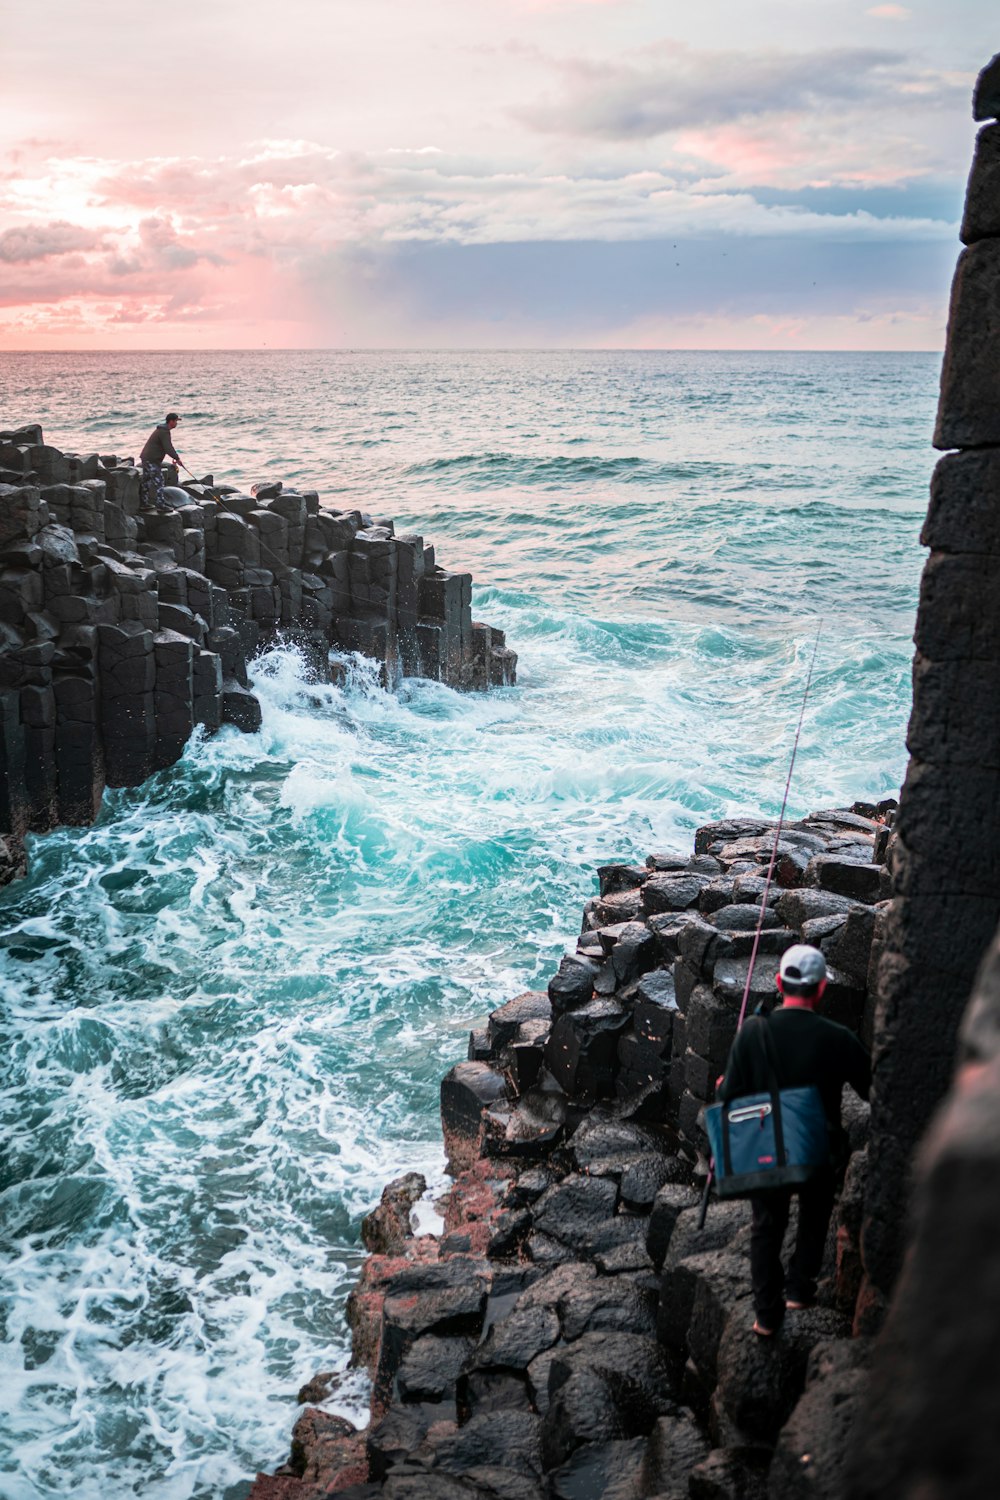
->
xmin=753 ymin=1016 xmax=788 ymax=1168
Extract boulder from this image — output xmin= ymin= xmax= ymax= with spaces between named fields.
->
xmin=549 ymin=1436 xmax=648 ymax=1500
xmin=397 ymin=1335 xmax=476 ymax=1404
xmin=431 ymin=1409 xmax=543 ymax=1479
xmin=441 ymin=1062 xmax=509 ymax=1173
xmin=548 ymin=954 xmax=599 ymax=1012
xmin=531 ymin=1173 xmax=618 ymax=1251
xmin=972 ymin=50 xmax=1000 ymax=120
xmin=768 ymin=1338 xmax=871 ymax=1499
xmin=362 ymin=1172 xmax=427 ymax=1255
xmin=712 ymin=1306 xmax=850 ymax=1445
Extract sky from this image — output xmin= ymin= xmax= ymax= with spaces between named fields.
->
xmin=0 ymin=1 xmax=994 ymax=350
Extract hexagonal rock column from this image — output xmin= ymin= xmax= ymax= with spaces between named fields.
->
xmin=862 ymin=55 xmax=1000 ymax=1301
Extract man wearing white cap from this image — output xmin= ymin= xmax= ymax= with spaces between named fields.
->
xmin=719 ymin=943 xmax=871 ymax=1336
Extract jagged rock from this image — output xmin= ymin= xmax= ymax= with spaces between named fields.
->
xmin=288 ymin=1407 xmax=360 ymax=1484
xmin=688 ymin=1446 xmax=769 ymax=1500
xmin=441 ymin=1062 xmax=509 ymax=1172
xmin=557 ymin=1275 xmax=657 ymax=1341
xmin=548 ymin=954 xmax=599 ymax=1012
xmin=367 ymin=1402 xmax=445 ymax=1480
xmin=549 ymin=1436 xmax=648 ymax=1499
xmin=643 ymin=1410 xmax=712 ymax=1495
xmin=713 ymin=1306 xmax=850 ymax=1444
xmin=642 ymin=873 xmax=710 ymax=916
xmin=362 ymin=1172 xmax=427 ymax=1255
xmin=769 ymin=1338 xmax=871 ymax=1499
xmin=543 ymin=999 xmax=629 ymax=1100
xmin=598 ymin=862 xmax=649 ymax=895
xmin=398 ymin=1335 xmax=475 ymax=1403
xmin=296 ymin=1369 xmax=340 ymax=1405
xmin=773 ymin=888 xmax=864 ymax=929
xmin=221 ymin=681 xmax=262 ymax=732
xmin=803 ymin=853 xmax=883 ymax=905
xmin=647 ymin=1183 xmax=701 ymax=1271
xmin=432 ymin=1409 xmax=544 ymax=1479
xmin=473 ymin=1303 xmax=560 ymax=1372
xmin=531 ymin=1174 xmax=618 ymax=1250
xmin=487 ymin=991 xmax=551 ymax=1051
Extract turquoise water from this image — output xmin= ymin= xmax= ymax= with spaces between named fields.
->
xmin=0 ymin=351 xmax=937 ymax=1497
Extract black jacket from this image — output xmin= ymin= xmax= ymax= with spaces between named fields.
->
xmin=720 ymin=1005 xmax=871 ymax=1133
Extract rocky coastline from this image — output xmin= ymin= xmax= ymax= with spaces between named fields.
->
xmin=0 ymin=434 xmax=515 ymax=885
xmin=250 ymin=802 xmax=892 ymax=1500
xmin=250 ymin=51 xmax=1000 ymax=1500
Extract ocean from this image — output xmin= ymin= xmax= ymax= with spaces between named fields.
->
xmin=0 ymin=349 xmax=938 ymax=1498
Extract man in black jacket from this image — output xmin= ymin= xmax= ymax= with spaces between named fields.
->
xmin=719 ymin=943 xmax=871 ymax=1336
xmin=139 ymin=413 xmax=182 ymax=511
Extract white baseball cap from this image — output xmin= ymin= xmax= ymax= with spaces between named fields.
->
xmin=779 ymin=944 xmax=827 ymax=989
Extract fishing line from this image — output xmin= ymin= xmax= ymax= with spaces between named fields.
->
xmin=736 ymin=622 xmax=824 ymax=1030
xmin=697 ymin=622 xmax=823 ymax=1228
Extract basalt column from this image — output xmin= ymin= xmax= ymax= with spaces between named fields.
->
xmin=862 ymin=55 xmax=1000 ymax=1303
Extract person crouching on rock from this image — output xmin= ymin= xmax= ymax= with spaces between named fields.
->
xmin=719 ymin=944 xmax=871 ymax=1338
xmin=139 ymin=412 xmax=182 ymax=511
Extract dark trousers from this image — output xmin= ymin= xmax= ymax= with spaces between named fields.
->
xmin=749 ymin=1169 xmax=835 ymax=1328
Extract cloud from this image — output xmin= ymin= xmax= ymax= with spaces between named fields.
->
xmin=867 ymin=5 xmax=911 ymax=18
xmin=517 ymin=42 xmax=961 ymax=140
xmin=0 ymin=219 xmax=105 ymax=262
xmin=0 ymin=133 xmax=960 ymax=347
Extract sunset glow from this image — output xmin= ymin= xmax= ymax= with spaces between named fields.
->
xmin=0 ymin=0 xmax=986 ymax=350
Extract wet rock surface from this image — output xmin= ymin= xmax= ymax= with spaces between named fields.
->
xmin=254 ymin=802 xmax=891 ymax=1497
xmin=0 ymin=427 xmax=515 ymax=883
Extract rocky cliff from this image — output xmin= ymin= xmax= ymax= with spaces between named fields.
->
xmin=251 ymin=800 xmax=891 ymax=1500
xmin=251 ymin=49 xmax=1000 ymax=1500
xmin=0 ymin=429 xmax=515 ymax=884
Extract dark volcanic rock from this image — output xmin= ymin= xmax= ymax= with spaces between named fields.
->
xmin=713 ymin=1306 xmax=850 ymax=1445
xmin=542 ymin=1331 xmax=675 ymax=1468
xmin=397 ymin=1335 xmax=475 ymax=1403
xmin=973 ymin=50 xmax=1000 ymax=120
xmin=531 ymin=1174 xmax=618 ymax=1249
xmin=473 ymin=1305 xmax=560 ymax=1371
xmin=432 ymin=1409 xmax=544 ymax=1479
xmin=362 ymin=1172 xmax=427 ymax=1255
xmin=769 ymin=1339 xmax=871 ymax=1500
xmin=549 ymin=1436 xmax=648 ymax=1500
xmin=548 ymin=954 xmax=599 ymax=1012
xmin=441 ymin=1062 xmax=509 ymax=1173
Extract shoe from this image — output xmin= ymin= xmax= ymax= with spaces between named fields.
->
xmin=786 ymin=1298 xmax=814 ymax=1311
xmin=752 ymin=1316 xmax=781 ymax=1338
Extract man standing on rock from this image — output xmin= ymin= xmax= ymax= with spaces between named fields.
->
xmin=719 ymin=944 xmax=870 ymax=1337
xmin=139 ymin=412 xmax=182 ymax=511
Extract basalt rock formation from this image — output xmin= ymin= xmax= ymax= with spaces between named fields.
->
xmin=861 ymin=53 xmax=1000 ymax=1305
xmin=252 ymin=801 xmax=891 ymax=1499
xmin=253 ymin=54 xmax=1000 ymax=1500
xmin=0 ymin=428 xmax=515 ymax=884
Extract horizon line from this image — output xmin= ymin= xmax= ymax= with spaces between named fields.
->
xmin=0 ymin=345 xmax=945 ymax=355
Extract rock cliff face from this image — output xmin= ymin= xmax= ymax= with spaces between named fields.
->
xmin=861 ymin=54 xmax=1000 ymax=1304
xmin=0 ymin=427 xmax=515 ymax=883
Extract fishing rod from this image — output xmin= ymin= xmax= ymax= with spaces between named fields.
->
xmin=697 ymin=623 xmax=824 ymax=1231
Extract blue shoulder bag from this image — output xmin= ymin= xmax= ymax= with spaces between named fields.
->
xmin=705 ymin=1017 xmax=830 ymax=1197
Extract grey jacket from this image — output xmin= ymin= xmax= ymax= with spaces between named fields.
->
xmin=140 ymin=424 xmax=180 ymax=466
